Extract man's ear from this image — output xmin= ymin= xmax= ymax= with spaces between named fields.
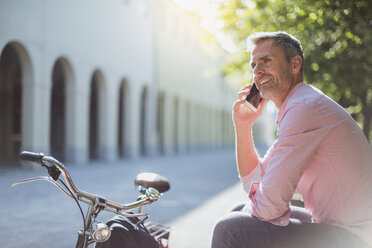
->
xmin=291 ymin=55 xmax=302 ymax=73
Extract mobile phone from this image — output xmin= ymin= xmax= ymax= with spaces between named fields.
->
xmin=245 ymin=82 xmax=262 ymax=112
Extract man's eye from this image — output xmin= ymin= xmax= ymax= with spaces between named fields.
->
xmin=264 ymin=58 xmax=270 ymax=63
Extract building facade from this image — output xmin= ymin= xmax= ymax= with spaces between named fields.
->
xmin=0 ymin=0 xmax=237 ymax=166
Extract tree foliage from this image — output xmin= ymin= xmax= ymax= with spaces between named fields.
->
xmin=219 ymin=0 xmax=372 ymax=141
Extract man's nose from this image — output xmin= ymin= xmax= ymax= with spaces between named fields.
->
xmin=253 ymin=64 xmax=264 ymax=77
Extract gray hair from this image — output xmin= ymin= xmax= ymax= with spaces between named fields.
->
xmin=246 ymin=31 xmax=304 ymax=72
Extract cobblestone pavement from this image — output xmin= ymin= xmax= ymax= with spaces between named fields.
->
xmin=0 ymin=148 xmax=249 ymax=248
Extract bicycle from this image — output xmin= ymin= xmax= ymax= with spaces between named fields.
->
xmin=10 ymin=151 xmax=171 ymax=248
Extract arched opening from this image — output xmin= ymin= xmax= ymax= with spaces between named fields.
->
xmin=196 ymin=104 xmax=203 ymax=149
xmin=89 ymin=70 xmax=104 ymax=160
xmin=185 ymin=100 xmax=191 ymax=152
xmin=118 ymin=79 xmax=128 ymax=158
xmin=140 ymin=86 xmax=148 ymax=156
xmin=173 ymin=96 xmax=179 ymax=154
xmin=189 ymin=102 xmax=197 ymax=152
xmin=224 ymin=111 xmax=230 ymax=146
xmin=50 ymin=60 xmax=66 ymax=161
xmin=0 ymin=44 xmax=23 ymax=165
xmin=157 ymin=92 xmax=165 ymax=154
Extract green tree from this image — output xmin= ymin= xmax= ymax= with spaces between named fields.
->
xmin=219 ymin=0 xmax=372 ymax=141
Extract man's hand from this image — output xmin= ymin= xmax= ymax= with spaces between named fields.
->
xmin=233 ymin=83 xmax=267 ymax=128
xmin=233 ymin=84 xmax=266 ymax=177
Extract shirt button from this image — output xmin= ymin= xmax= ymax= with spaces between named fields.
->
xmin=280 ymin=221 xmax=284 ymax=225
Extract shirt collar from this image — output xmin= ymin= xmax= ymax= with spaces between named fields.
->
xmin=276 ymin=81 xmax=307 ymax=124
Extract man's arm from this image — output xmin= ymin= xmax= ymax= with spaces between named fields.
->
xmin=233 ymin=84 xmax=267 ymax=178
xmin=234 ymin=123 xmax=259 ymax=177
xmin=248 ymin=102 xmax=331 ymax=224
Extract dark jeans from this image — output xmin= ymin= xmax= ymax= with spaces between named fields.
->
xmin=212 ymin=204 xmax=369 ymax=248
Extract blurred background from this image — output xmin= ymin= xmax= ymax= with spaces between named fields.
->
xmin=0 ymin=0 xmax=239 ymax=164
xmin=0 ymin=0 xmax=370 ymax=247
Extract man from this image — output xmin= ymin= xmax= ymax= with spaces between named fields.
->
xmin=212 ymin=31 xmax=372 ymax=248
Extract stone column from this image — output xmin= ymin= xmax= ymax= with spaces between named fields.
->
xmin=163 ymin=94 xmax=176 ymax=155
xmin=65 ymin=64 xmax=91 ymax=164
xmin=145 ymin=84 xmax=158 ymax=156
xmin=99 ymin=73 xmax=119 ymax=161
xmin=22 ymin=49 xmax=50 ymax=157
xmin=126 ymin=82 xmax=141 ymax=159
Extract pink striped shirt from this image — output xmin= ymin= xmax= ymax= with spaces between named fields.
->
xmin=242 ymin=82 xmax=372 ymax=246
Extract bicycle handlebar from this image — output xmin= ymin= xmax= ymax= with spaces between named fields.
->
xmin=18 ymin=151 xmax=160 ymax=217
xmin=20 ymin=151 xmax=44 ymax=164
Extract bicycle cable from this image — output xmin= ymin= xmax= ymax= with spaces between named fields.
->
xmin=59 ymin=179 xmax=89 ymax=247
xmin=59 ymin=179 xmax=86 ymax=230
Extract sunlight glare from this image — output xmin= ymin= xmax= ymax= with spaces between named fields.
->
xmin=172 ymin=0 xmax=238 ymax=53
xmin=172 ymin=0 xmax=211 ymax=12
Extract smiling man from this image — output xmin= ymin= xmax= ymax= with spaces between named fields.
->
xmin=212 ymin=31 xmax=372 ymax=248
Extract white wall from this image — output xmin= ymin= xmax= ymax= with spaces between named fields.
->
xmin=152 ymin=0 xmax=236 ymax=154
xmin=0 ymin=0 xmax=241 ymax=165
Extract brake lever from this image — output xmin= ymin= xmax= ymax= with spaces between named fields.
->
xmin=10 ymin=176 xmax=72 ymax=198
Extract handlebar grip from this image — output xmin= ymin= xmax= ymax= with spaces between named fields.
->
xmin=19 ymin=151 xmax=44 ymax=164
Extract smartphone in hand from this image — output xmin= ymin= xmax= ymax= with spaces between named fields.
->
xmin=245 ymin=82 xmax=262 ymax=112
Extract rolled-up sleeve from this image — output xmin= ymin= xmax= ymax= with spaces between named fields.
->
xmin=246 ymin=102 xmax=331 ymax=225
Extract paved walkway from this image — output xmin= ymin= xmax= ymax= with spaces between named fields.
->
xmin=168 ymin=182 xmax=246 ymax=248
xmin=0 ymin=148 xmax=249 ymax=248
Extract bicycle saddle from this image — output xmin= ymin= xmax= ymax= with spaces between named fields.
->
xmin=134 ymin=173 xmax=170 ymax=193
